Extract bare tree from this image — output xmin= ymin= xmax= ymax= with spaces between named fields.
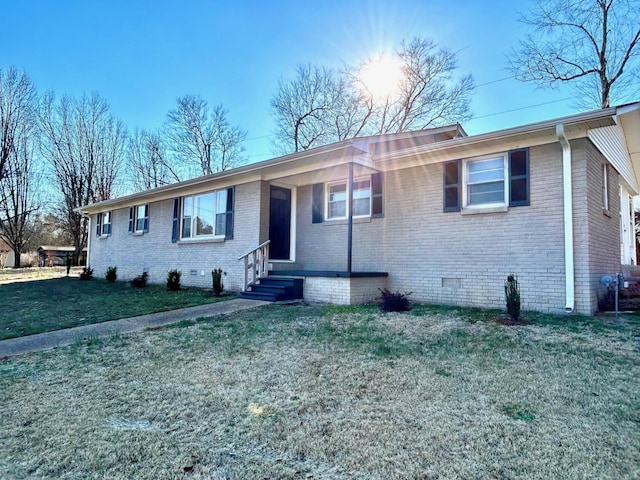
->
xmin=39 ymin=92 xmax=126 ymax=265
xmin=271 ymin=64 xmax=345 ymax=153
xmin=509 ymin=0 xmax=640 ymax=108
xmin=374 ymin=38 xmax=474 ymax=134
xmin=0 ymin=67 xmax=37 ymax=182
xmin=270 ymin=37 xmax=474 ymax=153
xmin=127 ymin=128 xmax=180 ymax=191
xmin=0 ymin=136 xmax=40 ymax=268
xmin=165 ymin=95 xmax=246 ymax=176
xmin=24 ymin=212 xmax=73 ymax=252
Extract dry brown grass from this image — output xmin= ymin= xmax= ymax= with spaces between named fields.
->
xmin=0 ymin=266 xmax=80 ymax=284
xmin=1 ymin=305 xmax=638 ymax=479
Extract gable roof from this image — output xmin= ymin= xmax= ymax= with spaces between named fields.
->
xmin=79 ymin=103 xmax=640 ymax=214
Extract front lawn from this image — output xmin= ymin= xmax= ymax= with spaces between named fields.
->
xmin=0 ymin=276 xmax=230 ymax=340
xmin=1 ymin=304 xmax=638 ymax=479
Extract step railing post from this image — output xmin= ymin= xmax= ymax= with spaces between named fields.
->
xmin=243 ymin=256 xmax=248 ymax=291
xmin=238 ymin=240 xmax=271 ymax=292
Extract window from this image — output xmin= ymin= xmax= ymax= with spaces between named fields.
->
xmin=95 ymin=211 xmax=112 ymax=237
xmin=327 ymin=183 xmax=347 ymax=219
xmin=313 ymin=173 xmax=383 ymax=223
xmin=128 ymin=204 xmax=149 ymax=234
xmin=326 ymin=178 xmax=371 ymax=220
xmin=181 ymin=189 xmax=228 ymax=239
xmin=443 ymin=149 xmax=529 ymax=212
xmin=466 ymin=156 xmax=506 ymax=206
xmin=101 ymin=211 xmax=111 ymax=236
xmin=602 ymin=164 xmax=609 ymax=211
xmin=135 ymin=204 xmax=149 ymax=232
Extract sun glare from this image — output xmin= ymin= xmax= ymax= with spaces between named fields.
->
xmin=359 ymin=54 xmax=403 ymax=98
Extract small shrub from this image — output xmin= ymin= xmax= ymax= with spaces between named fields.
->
xmin=378 ymin=288 xmax=411 ymax=312
xmin=79 ymin=267 xmax=94 ymax=281
xmin=105 ymin=266 xmax=117 ymax=283
xmin=212 ymin=268 xmax=224 ymax=296
xmin=167 ymin=269 xmax=181 ymax=291
xmin=504 ymin=273 xmax=521 ymax=321
xmin=131 ymin=271 xmax=148 ymax=288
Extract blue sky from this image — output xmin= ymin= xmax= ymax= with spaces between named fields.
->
xmin=2 ymin=0 xmax=580 ymax=163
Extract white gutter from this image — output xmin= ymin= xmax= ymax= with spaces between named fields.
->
xmin=86 ymin=216 xmax=92 ymax=268
xmin=557 ymin=124 xmax=575 ymax=313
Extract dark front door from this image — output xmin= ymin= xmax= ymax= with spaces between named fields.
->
xmin=269 ymin=186 xmax=291 ymax=260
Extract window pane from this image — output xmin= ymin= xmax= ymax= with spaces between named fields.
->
xmin=468 ymin=158 xmax=504 ymax=184
xmin=329 ymin=184 xmax=346 ymax=202
xmin=182 ymin=217 xmax=192 ymax=238
xmin=329 ymin=201 xmax=346 ymax=218
xmin=215 ymin=213 xmax=226 ymax=236
xmin=469 ymin=182 xmax=504 ymax=205
xmin=216 ymin=190 xmax=227 ymax=214
xmin=353 ymin=198 xmax=369 ymax=216
xmin=352 ymin=180 xmax=370 ymax=216
xmin=183 ymin=197 xmax=192 ymax=216
xmin=328 ymin=183 xmax=347 ymax=218
xmin=195 ymin=193 xmax=215 ymax=236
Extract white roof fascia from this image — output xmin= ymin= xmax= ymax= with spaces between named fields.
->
xmin=373 ymin=107 xmax=619 ymax=165
xmin=78 ymin=140 xmax=367 ymax=214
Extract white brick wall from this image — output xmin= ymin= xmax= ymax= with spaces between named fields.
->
xmin=303 ymin=276 xmax=388 ymax=304
xmin=88 ymin=181 xmax=265 ymax=291
xmin=294 ymin=144 xmax=569 ymax=312
xmin=89 ymin=140 xmax=622 ymax=314
xmin=571 ymin=138 xmax=620 ymax=313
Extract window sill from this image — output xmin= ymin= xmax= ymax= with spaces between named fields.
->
xmin=461 ymin=205 xmax=508 ymax=215
xmin=98 ymin=234 xmax=111 ymax=239
xmin=323 ymin=217 xmax=372 ymax=225
xmin=177 ymin=237 xmax=225 ymax=245
xmin=132 ymin=231 xmax=145 ymax=236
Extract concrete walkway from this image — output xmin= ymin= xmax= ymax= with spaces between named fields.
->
xmin=0 ymin=298 xmax=269 ymax=357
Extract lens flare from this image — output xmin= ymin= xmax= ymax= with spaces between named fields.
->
xmin=358 ymin=54 xmax=403 ymax=98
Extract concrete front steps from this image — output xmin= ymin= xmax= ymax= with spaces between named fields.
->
xmin=240 ymin=277 xmax=303 ymax=302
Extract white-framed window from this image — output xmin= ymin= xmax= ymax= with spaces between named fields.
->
xmin=181 ymin=190 xmax=228 ymax=239
xmin=464 ymin=155 xmax=508 ymax=207
xmin=135 ymin=204 xmax=149 ymax=233
xmin=602 ymin=164 xmax=609 ymax=211
xmin=96 ymin=211 xmax=112 ymax=237
xmin=101 ymin=211 xmax=112 ymax=236
xmin=326 ymin=178 xmax=371 ymax=220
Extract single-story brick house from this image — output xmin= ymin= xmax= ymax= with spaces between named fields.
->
xmin=79 ymin=103 xmax=640 ymax=314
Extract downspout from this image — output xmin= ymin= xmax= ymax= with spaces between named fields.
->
xmin=86 ymin=213 xmax=92 ymax=269
xmin=347 ymin=161 xmax=353 ymax=273
xmin=556 ymin=124 xmax=575 ymax=313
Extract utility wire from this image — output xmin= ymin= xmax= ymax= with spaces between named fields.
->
xmin=472 ymin=97 xmax=574 ymax=120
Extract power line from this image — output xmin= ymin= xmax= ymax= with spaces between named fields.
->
xmin=475 ymin=76 xmax=514 ymax=88
xmin=471 ymin=97 xmax=575 ymax=120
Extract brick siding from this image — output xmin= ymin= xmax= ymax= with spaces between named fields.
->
xmin=89 ymin=181 xmax=265 ymax=291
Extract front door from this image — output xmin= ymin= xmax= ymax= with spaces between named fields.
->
xmin=269 ymin=185 xmax=291 ymax=260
